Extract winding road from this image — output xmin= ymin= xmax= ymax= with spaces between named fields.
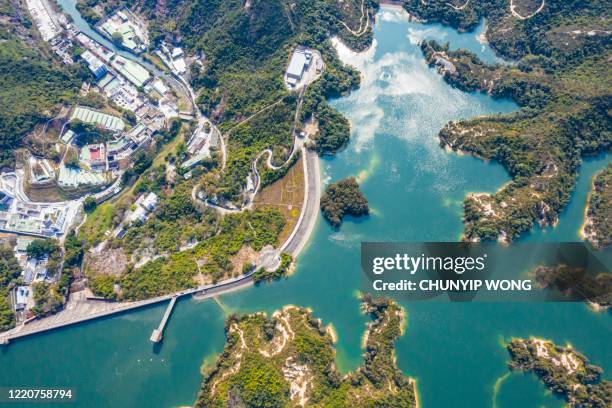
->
xmin=340 ymin=0 xmax=370 ymax=37
xmin=510 ymin=0 xmax=545 ymax=20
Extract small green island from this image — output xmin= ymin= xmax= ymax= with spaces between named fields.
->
xmin=582 ymin=164 xmax=611 ymax=250
xmin=320 ymin=177 xmax=369 ymax=227
xmin=507 ymin=337 xmax=611 ymax=407
xmin=195 ymin=295 xmax=416 ymax=407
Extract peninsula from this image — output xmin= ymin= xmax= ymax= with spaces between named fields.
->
xmin=507 ymin=337 xmax=611 ymax=407
xmin=408 ymin=0 xmax=611 ymax=242
xmin=195 ymin=295 xmax=417 ymax=407
xmin=582 ymin=164 xmax=611 ymax=250
xmin=0 ymin=0 xmax=377 ymax=340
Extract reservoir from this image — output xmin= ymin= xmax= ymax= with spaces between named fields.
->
xmin=1 ymin=5 xmax=609 ymax=408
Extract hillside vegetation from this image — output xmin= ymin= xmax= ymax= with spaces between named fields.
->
xmin=412 ymin=0 xmax=611 ymax=242
xmin=0 ymin=245 xmax=21 ymax=331
xmin=80 ymin=0 xmax=377 ymax=203
xmin=0 ymin=0 xmax=83 ymax=168
xmin=583 ymin=164 xmax=611 ymax=249
xmin=507 ymin=337 xmax=611 ymax=407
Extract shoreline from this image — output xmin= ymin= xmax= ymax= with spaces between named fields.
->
xmin=579 ymin=174 xmax=596 ymax=243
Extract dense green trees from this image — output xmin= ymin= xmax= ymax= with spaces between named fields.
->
xmin=229 ymin=354 xmax=290 ymax=408
xmin=31 ymin=281 xmax=63 ymax=317
xmin=584 ymin=164 xmax=611 ymax=249
xmin=116 ymin=207 xmax=285 ymax=300
xmin=320 ymin=177 xmax=369 ymax=227
xmin=26 ymin=238 xmax=60 ymax=260
xmin=0 ymin=245 xmax=21 ymax=331
xmin=84 ymin=196 xmax=98 ymax=213
xmin=414 ymin=0 xmax=612 ymax=242
xmin=507 ymin=338 xmax=611 ymax=407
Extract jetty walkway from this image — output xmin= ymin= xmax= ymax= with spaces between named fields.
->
xmin=0 ymin=272 xmax=255 ymax=345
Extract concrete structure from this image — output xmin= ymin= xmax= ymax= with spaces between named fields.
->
xmin=141 ymin=192 xmax=159 ymax=211
xmin=127 ymin=192 xmax=158 ymax=224
xmin=0 ymin=271 xmax=258 ymax=345
xmin=23 ymin=256 xmax=49 ymax=284
xmin=60 ymin=129 xmax=75 ymax=144
xmin=150 ymin=296 xmax=177 ymax=343
xmin=151 ymin=79 xmax=168 ymax=95
xmin=26 ymin=0 xmax=61 ymax=41
xmin=79 ymin=143 xmax=106 ymax=170
xmin=1 ymin=199 xmax=69 ymax=238
xmin=29 ymin=158 xmax=54 ymax=184
xmin=81 ymin=50 xmax=108 ymax=79
xmin=13 ymin=287 xmax=29 ymax=311
xmin=58 ymin=166 xmax=107 ymax=188
xmin=100 ymin=9 xmax=148 ymax=53
xmin=157 ymin=43 xmax=188 ymax=75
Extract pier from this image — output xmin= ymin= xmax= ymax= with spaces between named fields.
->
xmin=0 ymin=271 xmax=256 ymax=345
xmin=150 ymin=296 xmax=177 ymax=343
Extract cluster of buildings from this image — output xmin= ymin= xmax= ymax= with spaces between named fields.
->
xmin=114 ymin=191 xmax=159 ymax=238
xmin=9 ymin=237 xmax=54 ymax=319
xmin=100 ymin=9 xmax=148 ymax=54
xmin=47 ymin=23 xmax=176 ymax=189
xmin=157 ymin=42 xmax=188 ymax=76
xmin=0 ymin=200 xmax=68 ymax=238
xmin=55 ymin=104 xmax=154 ymax=188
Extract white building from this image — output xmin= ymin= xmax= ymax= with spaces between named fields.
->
xmin=141 ymin=192 xmax=159 ymax=212
xmin=13 ymin=286 xmax=29 ymax=311
xmin=128 ymin=192 xmax=158 ymax=224
xmin=285 ymin=47 xmax=312 ymax=88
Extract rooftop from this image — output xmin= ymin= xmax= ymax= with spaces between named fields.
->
xmin=111 ymin=55 xmax=151 ymax=87
xmin=287 ymin=49 xmax=308 ymax=79
xmin=71 ymin=106 xmax=125 ymax=131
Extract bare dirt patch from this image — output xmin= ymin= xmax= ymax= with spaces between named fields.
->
xmin=85 ymin=246 xmax=128 ymax=276
xmin=229 ymin=245 xmax=258 ymax=276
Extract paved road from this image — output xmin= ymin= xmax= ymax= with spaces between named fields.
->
xmin=281 ymin=148 xmax=320 ymax=257
xmin=0 ymin=272 xmax=255 ymax=344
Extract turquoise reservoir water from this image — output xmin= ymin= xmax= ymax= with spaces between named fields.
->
xmin=1 ymin=6 xmax=609 ymax=408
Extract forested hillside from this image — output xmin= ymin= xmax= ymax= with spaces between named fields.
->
xmin=583 ymin=164 xmax=611 ymax=249
xmin=0 ymin=0 xmax=82 ymax=168
xmin=78 ymin=0 xmax=377 ymax=203
xmin=411 ymin=0 xmax=611 ymax=242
